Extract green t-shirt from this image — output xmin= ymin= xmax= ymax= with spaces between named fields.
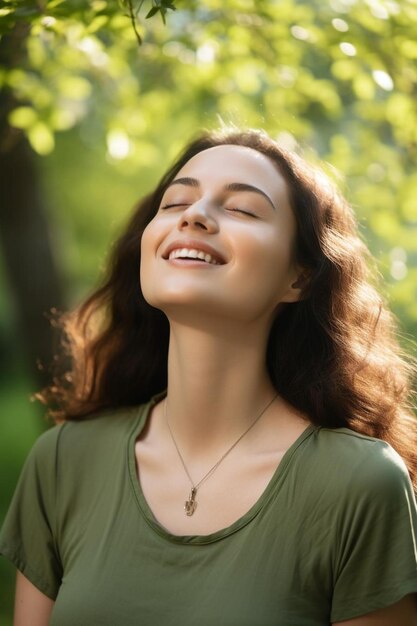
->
xmin=1 ymin=390 xmax=417 ymax=625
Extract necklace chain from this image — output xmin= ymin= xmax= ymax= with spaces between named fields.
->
xmin=164 ymin=393 xmax=278 ymax=515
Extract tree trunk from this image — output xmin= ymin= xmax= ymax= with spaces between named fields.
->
xmin=0 ymin=25 xmax=65 ymax=389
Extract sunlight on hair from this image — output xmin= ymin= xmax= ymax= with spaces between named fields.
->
xmin=275 ymin=131 xmax=298 ymax=152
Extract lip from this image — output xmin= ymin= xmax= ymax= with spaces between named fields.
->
xmin=162 ymin=239 xmax=227 ymax=265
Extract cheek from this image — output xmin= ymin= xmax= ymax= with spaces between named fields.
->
xmin=238 ymin=230 xmax=293 ymax=277
xmin=140 ymin=217 xmax=165 ymax=263
xmin=139 ymin=221 xmax=159 ymax=293
xmin=141 ymin=218 xmax=157 ymax=252
xmin=231 ymin=233 xmax=295 ymax=312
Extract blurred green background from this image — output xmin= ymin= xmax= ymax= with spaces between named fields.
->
xmin=1 ymin=0 xmax=417 ymax=620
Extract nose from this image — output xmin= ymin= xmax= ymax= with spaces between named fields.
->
xmin=177 ymin=199 xmax=219 ymax=233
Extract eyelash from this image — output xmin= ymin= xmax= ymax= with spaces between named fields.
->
xmin=161 ymin=204 xmax=186 ymax=210
xmin=227 ymin=207 xmax=257 ymax=218
xmin=160 ymin=204 xmax=258 ymax=218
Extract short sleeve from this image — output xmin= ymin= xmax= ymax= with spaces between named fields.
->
xmin=0 ymin=424 xmax=64 ymax=599
xmin=331 ymin=442 xmax=417 ymax=622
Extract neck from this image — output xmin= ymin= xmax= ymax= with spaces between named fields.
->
xmin=162 ymin=316 xmax=278 ymax=458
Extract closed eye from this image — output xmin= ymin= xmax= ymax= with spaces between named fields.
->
xmin=227 ymin=207 xmax=258 ymax=218
xmin=160 ymin=203 xmax=258 ymax=218
xmin=160 ymin=203 xmax=190 ymax=209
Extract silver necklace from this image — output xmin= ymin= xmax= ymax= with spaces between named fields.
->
xmin=164 ymin=393 xmax=278 ymax=516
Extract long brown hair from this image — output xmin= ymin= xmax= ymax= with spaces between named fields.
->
xmin=39 ymin=128 xmax=417 ymax=487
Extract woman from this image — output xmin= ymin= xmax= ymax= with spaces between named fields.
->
xmin=1 ymin=128 xmax=417 ymax=625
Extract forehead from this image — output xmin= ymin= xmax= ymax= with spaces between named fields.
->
xmin=176 ymin=144 xmax=288 ymax=200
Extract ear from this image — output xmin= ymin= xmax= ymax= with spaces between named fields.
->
xmin=280 ymin=269 xmax=310 ymax=304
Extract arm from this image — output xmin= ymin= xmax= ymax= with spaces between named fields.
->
xmin=14 ymin=571 xmax=55 ymax=626
xmin=333 ymin=593 xmax=417 ymax=626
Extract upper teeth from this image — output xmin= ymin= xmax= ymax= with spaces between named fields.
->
xmin=168 ymin=248 xmax=221 ymax=265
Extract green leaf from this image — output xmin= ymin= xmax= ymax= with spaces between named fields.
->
xmin=46 ymin=0 xmax=66 ymax=7
xmin=145 ymin=6 xmax=159 ymax=19
xmin=87 ymin=14 xmax=109 ymax=32
xmin=8 ymin=106 xmax=38 ymax=129
xmin=56 ymin=76 xmax=92 ymax=99
xmin=27 ymin=122 xmax=55 ymax=155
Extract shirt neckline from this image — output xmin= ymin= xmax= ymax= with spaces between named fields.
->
xmin=127 ymin=390 xmax=317 ymax=545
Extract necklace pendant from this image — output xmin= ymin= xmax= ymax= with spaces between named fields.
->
xmin=184 ymin=487 xmax=197 ymax=516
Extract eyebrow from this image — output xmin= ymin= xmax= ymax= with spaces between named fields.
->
xmin=167 ymin=177 xmax=276 ymax=210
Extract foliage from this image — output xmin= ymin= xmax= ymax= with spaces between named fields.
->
xmin=1 ymin=3 xmax=417 ymax=620
xmin=1 ymin=0 xmax=417 ymax=336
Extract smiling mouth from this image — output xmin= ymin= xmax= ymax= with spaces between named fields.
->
xmin=167 ymin=248 xmax=223 ymax=265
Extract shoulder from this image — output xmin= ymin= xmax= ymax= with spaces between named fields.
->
xmin=61 ymin=404 xmax=143 ymax=438
xmin=299 ymin=426 xmax=415 ymax=506
xmin=59 ymin=402 xmax=151 ymax=457
xmin=310 ymin=426 xmax=409 ymax=476
xmin=321 ymin=430 xmax=417 ymax=622
xmin=28 ymin=400 xmax=152 ymax=468
xmin=20 ymin=422 xmax=64 ymax=475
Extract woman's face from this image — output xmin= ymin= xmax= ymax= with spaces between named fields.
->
xmin=140 ymin=144 xmax=302 ymax=325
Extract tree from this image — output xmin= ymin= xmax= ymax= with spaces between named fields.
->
xmin=1 ymin=0 xmax=417 ymax=384
xmin=1 ymin=2 xmax=417 ymax=620
xmin=0 ymin=0 xmax=178 ymax=385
